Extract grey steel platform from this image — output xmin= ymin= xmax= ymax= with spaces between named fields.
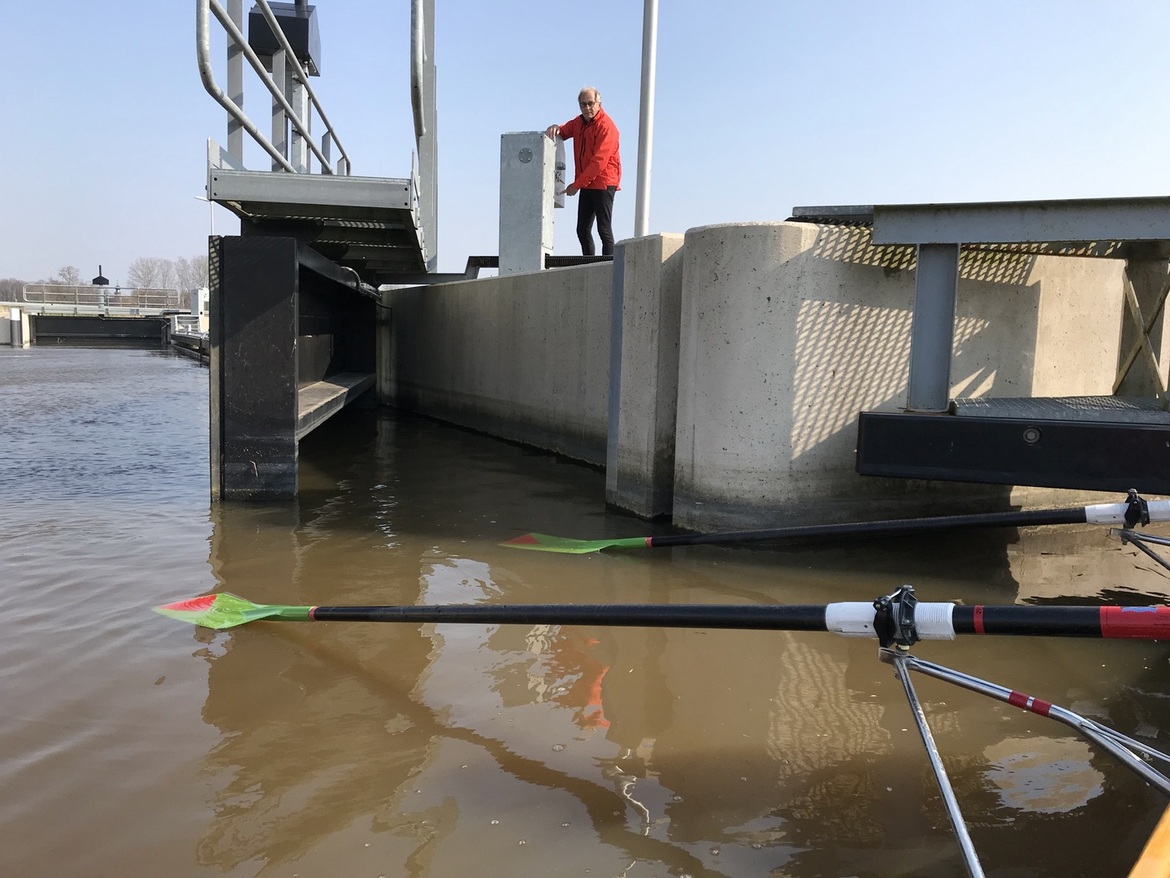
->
xmin=791 ymin=195 xmax=1170 ymax=494
xmin=791 ymin=195 xmax=1170 ymax=256
xmin=209 ymin=168 xmax=427 ymax=283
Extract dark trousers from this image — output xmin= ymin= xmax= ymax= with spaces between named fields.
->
xmin=576 ymin=186 xmax=617 ymax=256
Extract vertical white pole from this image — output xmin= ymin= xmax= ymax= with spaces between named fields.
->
xmin=634 ymin=0 xmax=658 ymax=238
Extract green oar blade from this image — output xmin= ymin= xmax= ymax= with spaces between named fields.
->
xmin=500 ymin=533 xmax=650 ymax=554
xmin=153 ymin=593 xmax=312 ymax=629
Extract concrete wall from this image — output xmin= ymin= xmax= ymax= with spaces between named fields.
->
xmin=387 ymin=263 xmax=613 ymax=465
xmin=384 ymin=221 xmax=1129 ymax=529
xmin=606 ymin=234 xmax=685 ymax=518
xmin=670 ymin=222 xmax=1125 ymax=529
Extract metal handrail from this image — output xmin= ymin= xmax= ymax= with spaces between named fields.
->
xmin=23 ymin=285 xmax=183 ymax=309
xmin=196 ymin=0 xmax=351 ymax=175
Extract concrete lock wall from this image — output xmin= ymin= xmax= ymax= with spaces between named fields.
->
xmin=383 ymin=221 xmax=1127 ymax=529
xmin=671 ymin=222 xmax=1125 ymax=530
xmin=386 ymin=263 xmax=613 ymax=465
xmin=606 ymin=234 xmax=686 ymax=518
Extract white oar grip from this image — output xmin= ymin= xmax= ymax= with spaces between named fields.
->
xmin=825 ymin=602 xmax=880 ymax=638
xmin=1084 ymin=499 xmax=1170 ymax=525
xmin=825 ymin=601 xmax=956 ymax=640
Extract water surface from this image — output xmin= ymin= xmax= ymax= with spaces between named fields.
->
xmin=3 ymin=346 xmax=1170 ymax=877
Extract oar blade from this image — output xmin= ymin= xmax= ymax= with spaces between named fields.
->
xmin=153 ymin=593 xmax=277 ymax=629
xmin=500 ymin=533 xmax=647 ymax=554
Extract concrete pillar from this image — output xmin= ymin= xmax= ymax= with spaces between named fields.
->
xmin=605 ymin=234 xmax=685 ymax=517
xmin=7 ymin=307 xmax=29 ymax=348
xmin=499 ymin=132 xmax=555 ymax=275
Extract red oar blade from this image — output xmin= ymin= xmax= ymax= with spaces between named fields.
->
xmin=153 ymin=593 xmax=304 ymax=629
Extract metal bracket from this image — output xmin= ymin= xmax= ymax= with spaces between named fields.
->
xmin=872 ymin=584 xmax=919 ymax=650
xmin=1125 ymin=488 xmax=1151 ymax=528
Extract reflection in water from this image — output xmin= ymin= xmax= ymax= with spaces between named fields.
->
xmin=191 ymin=416 xmax=1170 ymax=877
xmin=8 ymin=349 xmax=1170 ymax=877
xmin=984 ymin=736 xmax=1104 ymax=813
xmin=194 ymin=440 xmax=1170 ymax=878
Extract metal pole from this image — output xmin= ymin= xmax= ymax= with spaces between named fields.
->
xmin=633 ymin=0 xmax=658 ymax=238
xmin=194 ymin=196 xmax=215 ymax=236
xmin=887 ymin=650 xmax=986 ymax=877
xmin=227 ymin=0 xmax=243 ymax=161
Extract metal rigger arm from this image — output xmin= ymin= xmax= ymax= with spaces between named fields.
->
xmin=874 ymin=584 xmax=1170 ymax=878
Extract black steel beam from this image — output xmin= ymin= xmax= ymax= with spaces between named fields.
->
xmin=215 ymin=236 xmax=300 ymax=500
xmin=856 ymin=411 xmax=1170 ymax=494
xmin=31 ymin=315 xmax=166 ymax=343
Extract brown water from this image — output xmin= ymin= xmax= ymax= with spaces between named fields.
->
xmin=4 ymin=346 xmax=1170 ymax=877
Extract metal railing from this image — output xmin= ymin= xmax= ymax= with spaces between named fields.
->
xmin=196 ymin=0 xmax=351 ymax=175
xmin=22 ymin=285 xmax=184 ymax=310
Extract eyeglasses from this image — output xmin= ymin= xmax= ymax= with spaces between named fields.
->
xmin=579 ymin=100 xmax=597 ymax=108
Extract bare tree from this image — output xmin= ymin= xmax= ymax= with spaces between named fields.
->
xmin=175 ymin=254 xmax=209 ymax=291
xmin=193 ymin=253 xmax=209 ymax=288
xmin=0 ymin=278 xmax=25 ymax=299
xmin=126 ymin=257 xmax=179 ymax=290
xmin=54 ymin=265 xmax=82 ymax=285
xmin=126 ymin=257 xmax=159 ymax=288
xmin=158 ymin=259 xmax=179 ymax=291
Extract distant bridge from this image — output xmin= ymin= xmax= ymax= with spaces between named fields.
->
xmin=2 ymin=284 xmax=198 ymax=346
xmin=15 ymin=283 xmax=187 ymax=317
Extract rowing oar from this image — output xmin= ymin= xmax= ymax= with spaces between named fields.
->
xmin=500 ymin=494 xmax=1170 ymax=554
xmin=153 ymin=591 xmax=1170 ymax=640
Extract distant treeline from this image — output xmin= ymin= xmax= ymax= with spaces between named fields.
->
xmin=0 ymin=254 xmax=209 ymax=298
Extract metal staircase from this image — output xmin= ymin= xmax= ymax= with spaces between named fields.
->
xmin=197 ymin=0 xmax=437 ymax=283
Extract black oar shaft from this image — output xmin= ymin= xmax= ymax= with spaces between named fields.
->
xmin=954 ymin=605 xmax=1101 ymax=637
xmin=646 ymin=508 xmax=1088 ymax=548
xmin=309 ymin=602 xmax=1170 ymax=640
xmin=310 ymin=603 xmax=831 ymax=630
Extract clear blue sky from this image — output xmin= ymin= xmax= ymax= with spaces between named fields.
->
xmin=3 ymin=1 xmax=1169 ymax=282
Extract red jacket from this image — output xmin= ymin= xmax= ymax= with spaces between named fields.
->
xmin=558 ymin=107 xmax=622 ymax=191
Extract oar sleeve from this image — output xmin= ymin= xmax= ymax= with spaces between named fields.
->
xmin=826 ymin=602 xmax=957 ymax=639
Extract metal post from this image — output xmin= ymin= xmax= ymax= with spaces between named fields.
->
xmin=194 ymin=195 xmax=215 ymax=236
xmin=227 ymin=0 xmax=243 ymax=161
xmin=634 ymin=0 xmax=658 ymax=239
xmin=420 ymin=0 xmax=438 ymax=269
xmin=271 ymin=49 xmax=288 ymax=171
xmin=906 ymin=243 xmax=960 ymax=411
xmin=289 ymin=68 xmax=309 ymax=172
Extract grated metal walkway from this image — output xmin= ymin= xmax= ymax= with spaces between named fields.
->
xmin=950 ymin=395 xmax=1170 ymax=424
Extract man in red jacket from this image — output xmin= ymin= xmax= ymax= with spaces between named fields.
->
xmin=545 ymin=87 xmax=622 ymax=256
